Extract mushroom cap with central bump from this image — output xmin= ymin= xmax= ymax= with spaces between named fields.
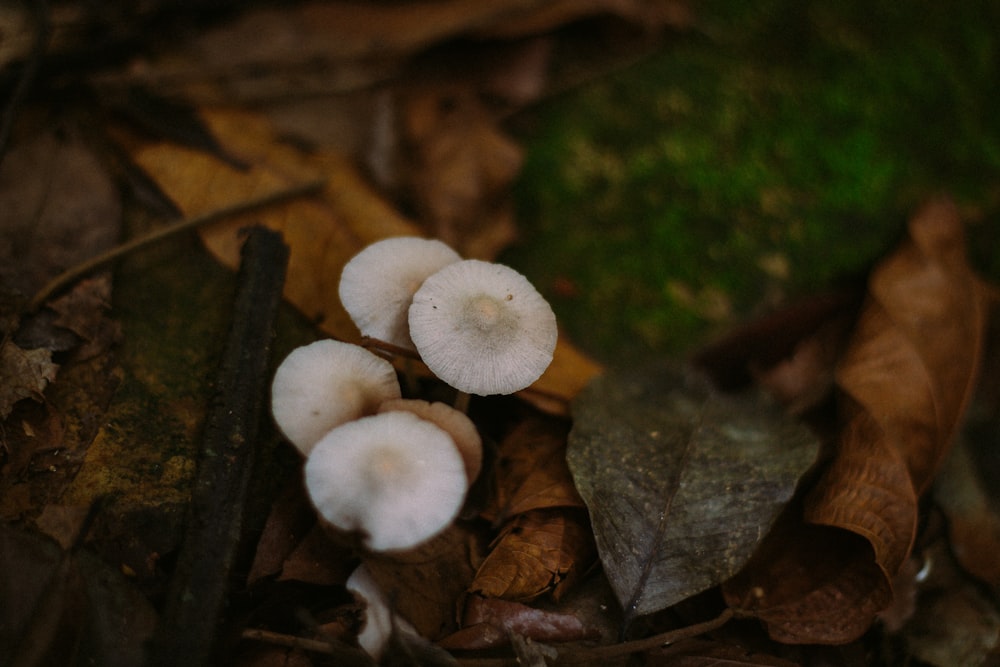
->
xmin=339 ymin=236 xmax=462 ymax=348
xmin=305 ymin=411 xmax=468 ymax=551
xmin=271 ymin=340 xmax=401 ymax=455
xmin=408 ymin=259 xmax=557 ymax=395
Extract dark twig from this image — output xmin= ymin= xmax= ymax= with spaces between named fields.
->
xmin=145 ymin=227 xmax=289 ymax=667
xmin=28 ymin=179 xmax=322 ymax=311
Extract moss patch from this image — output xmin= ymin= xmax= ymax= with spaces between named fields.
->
xmin=503 ymin=0 xmax=1000 ymax=361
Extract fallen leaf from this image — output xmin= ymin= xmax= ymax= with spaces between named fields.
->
xmin=49 ymin=275 xmax=122 ymax=362
xmin=0 ymin=130 xmax=121 ymax=301
xmin=247 ymin=480 xmax=319 ymax=586
xmin=363 ymin=524 xmax=481 ymax=641
xmin=722 ymin=499 xmax=892 ymax=645
xmin=484 ymin=415 xmax=585 ymax=524
xmin=125 ymin=106 xmax=415 ymax=344
xmin=568 ymin=362 xmax=820 ymax=620
xmin=0 ymin=524 xmax=157 ymax=667
xmin=438 ymin=594 xmax=600 ymax=650
xmin=399 ymin=86 xmax=522 ymax=260
xmin=727 ymin=197 xmax=991 ymax=644
xmin=0 ymin=340 xmax=58 ymax=419
xmin=471 ymin=508 xmax=595 ymax=602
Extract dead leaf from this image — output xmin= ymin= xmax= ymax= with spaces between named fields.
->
xmin=471 ymin=508 xmax=595 ymax=602
xmin=399 ymin=86 xmax=522 ymax=260
xmin=568 ymin=362 xmax=820 ymax=620
xmin=49 ymin=275 xmax=122 ymax=362
xmin=0 ymin=523 xmax=157 ymax=667
xmin=0 ymin=130 xmax=121 ymax=300
xmin=722 ymin=499 xmax=892 ymax=645
xmin=363 ymin=524 xmax=481 ymax=641
xmin=438 ymin=594 xmax=600 ymax=650
xmin=727 ymin=197 xmax=991 ymax=644
xmin=484 ymin=415 xmax=585 ymax=524
xmin=0 ymin=340 xmax=58 ymax=419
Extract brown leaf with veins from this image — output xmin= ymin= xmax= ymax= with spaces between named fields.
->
xmin=363 ymin=524 xmax=481 ymax=641
xmin=472 ymin=508 xmax=595 ymax=602
xmin=726 ymin=196 xmax=989 ymax=644
xmin=438 ymin=593 xmax=600 ymax=650
xmin=484 ymin=415 xmax=585 ymax=524
xmin=807 ymin=196 xmax=986 ymax=568
xmin=0 ymin=341 xmax=58 ymax=419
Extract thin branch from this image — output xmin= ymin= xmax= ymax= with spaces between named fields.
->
xmin=28 ymin=178 xmax=324 ymax=311
xmin=555 ymin=608 xmax=734 ymax=664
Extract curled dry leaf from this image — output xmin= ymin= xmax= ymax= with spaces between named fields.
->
xmin=473 ymin=416 xmax=595 ymax=602
xmin=0 ymin=342 xmax=58 ymax=419
xmin=472 ymin=508 xmax=595 ymax=602
xmin=483 ymin=415 xmax=585 ymax=524
xmin=726 ymin=197 xmax=991 ymax=644
xmin=438 ymin=594 xmax=600 ymax=651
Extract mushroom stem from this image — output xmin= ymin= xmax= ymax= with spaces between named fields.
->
xmin=453 ymin=391 xmax=471 ymax=414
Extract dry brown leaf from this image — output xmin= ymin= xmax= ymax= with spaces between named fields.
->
xmin=438 ymin=593 xmax=600 ymax=650
xmin=127 ymin=106 xmax=420 ymax=344
xmin=520 ymin=333 xmax=604 ymax=414
xmin=807 ymin=197 xmax=986 ymax=568
xmin=399 ymin=87 xmax=522 ymax=260
xmin=471 ymin=508 xmax=595 ymax=602
xmin=363 ymin=524 xmax=481 ymax=641
xmin=0 ymin=341 xmax=58 ymax=419
xmin=0 ymin=130 xmax=121 ymax=301
xmin=723 ymin=501 xmax=893 ymax=645
xmin=484 ymin=415 xmax=585 ymax=524
xmin=727 ymin=196 xmax=990 ymax=644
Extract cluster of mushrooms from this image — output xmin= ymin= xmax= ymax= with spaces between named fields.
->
xmin=269 ymin=237 xmax=559 ymax=656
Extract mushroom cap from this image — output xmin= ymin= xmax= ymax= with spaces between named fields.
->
xmin=271 ymin=340 xmax=401 ymax=455
xmin=408 ymin=259 xmax=557 ymax=395
xmin=305 ymin=411 xmax=468 ymax=551
xmin=377 ymin=398 xmax=483 ymax=482
xmin=339 ymin=237 xmax=462 ymax=348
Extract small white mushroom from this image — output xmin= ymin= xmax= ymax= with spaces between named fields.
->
xmin=346 ymin=564 xmax=417 ymax=661
xmin=338 ymin=236 xmax=462 ymax=349
xmin=304 ymin=411 xmax=468 ymax=551
xmin=377 ymin=398 xmax=483 ymax=482
xmin=270 ymin=340 xmax=401 ymax=455
xmin=408 ymin=259 xmax=557 ymax=395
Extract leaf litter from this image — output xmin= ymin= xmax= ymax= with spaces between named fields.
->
xmin=2 ymin=1 xmax=1000 ymax=665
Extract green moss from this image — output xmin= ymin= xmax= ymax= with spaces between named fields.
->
xmin=503 ymin=0 xmax=1000 ymax=362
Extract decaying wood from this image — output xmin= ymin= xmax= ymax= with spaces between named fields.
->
xmin=145 ymin=227 xmax=289 ymax=667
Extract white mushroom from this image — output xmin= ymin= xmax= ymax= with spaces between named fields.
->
xmin=346 ymin=564 xmax=417 ymax=661
xmin=338 ymin=237 xmax=462 ymax=349
xmin=377 ymin=398 xmax=483 ymax=482
xmin=408 ymin=259 xmax=557 ymax=395
xmin=271 ymin=340 xmax=401 ymax=455
xmin=304 ymin=411 xmax=468 ymax=551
